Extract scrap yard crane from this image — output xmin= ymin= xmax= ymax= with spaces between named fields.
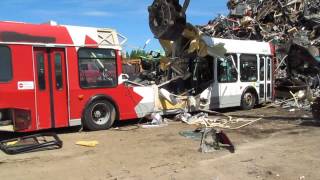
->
xmin=147 ymin=0 xmax=227 ymax=95
xmin=148 ymin=0 xmax=190 ymax=41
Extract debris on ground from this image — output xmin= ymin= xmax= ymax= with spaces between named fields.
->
xmin=175 ymin=111 xmax=262 ymax=130
xmin=0 ymin=133 xmax=63 ymax=155
xmin=75 ymin=140 xmax=99 ymax=147
xmin=175 ymin=109 xmax=260 ymax=153
xmin=200 ymin=128 xmax=235 ymax=153
xmin=175 ymin=110 xmax=258 ymax=153
xmin=179 ymin=129 xmax=202 ymax=141
xmin=179 ymin=127 xmax=235 ymax=153
xmin=139 ymin=112 xmax=168 ymax=128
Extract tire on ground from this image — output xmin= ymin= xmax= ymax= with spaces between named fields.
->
xmin=241 ymin=90 xmax=256 ymax=110
xmin=83 ymin=100 xmax=116 ymax=131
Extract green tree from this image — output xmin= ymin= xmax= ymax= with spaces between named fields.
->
xmin=130 ymin=49 xmax=148 ymax=59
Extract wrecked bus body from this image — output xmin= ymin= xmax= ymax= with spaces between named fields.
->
xmin=198 ymin=38 xmax=274 ymax=110
xmin=148 ymin=0 xmax=320 ymax=115
xmin=201 ymin=0 xmax=320 ymax=98
xmin=138 ymin=37 xmax=275 ymax=111
xmin=144 ymin=0 xmax=276 ymax=111
xmin=145 ymin=0 xmax=274 ymax=110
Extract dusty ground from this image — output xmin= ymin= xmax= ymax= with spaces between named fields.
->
xmin=0 ymin=106 xmax=319 ymax=180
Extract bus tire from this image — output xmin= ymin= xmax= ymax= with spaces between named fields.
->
xmin=83 ymin=100 xmax=116 ymax=131
xmin=241 ymin=91 xmax=256 ymax=110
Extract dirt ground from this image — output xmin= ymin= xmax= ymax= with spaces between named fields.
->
xmin=0 ymin=107 xmax=319 ymax=180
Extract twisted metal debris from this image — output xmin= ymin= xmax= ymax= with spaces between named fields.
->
xmin=147 ymin=0 xmax=320 ymax=114
xmin=200 ymin=0 xmax=320 ymax=46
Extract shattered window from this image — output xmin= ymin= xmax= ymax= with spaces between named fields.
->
xmin=191 ymin=56 xmax=214 ymax=93
xmin=0 ymin=46 xmax=12 ymax=82
xmin=122 ymin=63 xmax=141 ymax=81
xmin=217 ymin=55 xmax=237 ymax=83
xmin=193 ymin=57 xmax=214 ymax=83
xmin=78 ymin=48 xmax=117 ymax=88
xmin=240 ymin=54 xmax=257 ymax=82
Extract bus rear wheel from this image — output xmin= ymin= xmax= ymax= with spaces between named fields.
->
xmin=241 ymin=91 xmax=256 ymax=110
xmin=83 ymin=100 xmax=116 ymax=131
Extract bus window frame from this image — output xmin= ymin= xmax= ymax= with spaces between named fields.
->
xmin=0 ymin=45 xmax=13 ymax=83
xmin=239 ymin=54 xmax=258 ymax=82
xmin=217 ymin=54 xmax=238 ymax=83
xmin=77 ymin=47 xmax=118 ymax=89
xmin=54 ymin=53 xmax=63 ymax=90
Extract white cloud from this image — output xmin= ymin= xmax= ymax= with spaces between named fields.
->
xmin=82 ymin=11 xmax=114 ymax=17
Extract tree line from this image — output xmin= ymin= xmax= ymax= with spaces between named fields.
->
xmin=126 ymin=49 xmax=148 ymax=59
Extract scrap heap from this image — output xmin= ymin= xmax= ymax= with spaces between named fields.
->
xmin=146 ymin=0 xmax=320 ymax=114
xmin=200 ymin=0 xmax=320 ymax=45
xmin=147 ymin=0 xmax=226 ymax=96
xmin=200 ymin=0 xmax=320 ymax=105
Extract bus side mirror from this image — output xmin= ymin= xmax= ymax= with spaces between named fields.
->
xmin=122 ymin=74 xmax=129 ymax=80
xmin=119 ymin=73 xmax=130 ymax=84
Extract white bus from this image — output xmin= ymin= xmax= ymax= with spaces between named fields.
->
xmin=200 ymin=38 xmax=274 ymax=110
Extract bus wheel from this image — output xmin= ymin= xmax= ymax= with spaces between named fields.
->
xmin=83 ymin=100 xmax=116 ymax=131
xmin=241 ymin=91 xmax=256 ymax=110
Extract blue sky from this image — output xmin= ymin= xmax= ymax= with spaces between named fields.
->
xmin=0 ymin=0 xmax=228 ymax=52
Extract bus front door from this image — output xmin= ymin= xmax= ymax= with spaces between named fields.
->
xmin=34 ymin=48 xmax=69 ymax=129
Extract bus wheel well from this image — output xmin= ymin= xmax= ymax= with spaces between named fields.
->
xmin=82 ymin=95 xmax=120 ymax=124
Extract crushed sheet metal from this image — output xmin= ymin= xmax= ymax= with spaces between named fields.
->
xmin=200 ymin=128 xmax=235 ymax=153
xmin=176 ymin=111 xmax=262 ymax=129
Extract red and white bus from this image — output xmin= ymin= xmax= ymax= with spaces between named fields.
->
xmin=0 ymin=21 xmax=276 ymax=133
xmin=0 ymin=21 xmax=157 ymax=132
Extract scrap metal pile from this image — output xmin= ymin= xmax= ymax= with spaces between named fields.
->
xmin=200 ymin=0 xmax=320 ymax=110
xmin=200 ymin=0 xmax=320 ymax=45
xmin=146 ymin=0 xmax=226 ymax=95
xmin=144 ymin=0 xmax=320 ymax=114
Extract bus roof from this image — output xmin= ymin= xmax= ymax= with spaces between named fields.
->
xmin=0 ymin=21 xmax=126 ymax=49
xmin=203 ymin=36 xmax=273 ymax=56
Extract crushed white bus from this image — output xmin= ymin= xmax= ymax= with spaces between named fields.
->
xmin=199 ymin=38 xmax=275 ymax=110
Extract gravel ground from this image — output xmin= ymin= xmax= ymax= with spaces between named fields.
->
xmin=0 ymin=107 xmax=319 ymax=180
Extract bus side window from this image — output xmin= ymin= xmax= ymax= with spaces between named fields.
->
xmin=37 ymin=53 xmax=46 ymax=90
xmin=267 ymin=56 xmax=271 ymax=81
xmin=0 ymin=46 xmax=12 ymax=82
xmin=240 ymin=54 xmax=257 ymax=82
xmin=78 ymin=48 xmax=117 ymax=88
xmin=54 ymin=53 xmax=63 ymax=90
xmin=217 ymin=55 xmax=237 ymax=83
xmin=260 ymin=56 xmax=264 ymax=81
